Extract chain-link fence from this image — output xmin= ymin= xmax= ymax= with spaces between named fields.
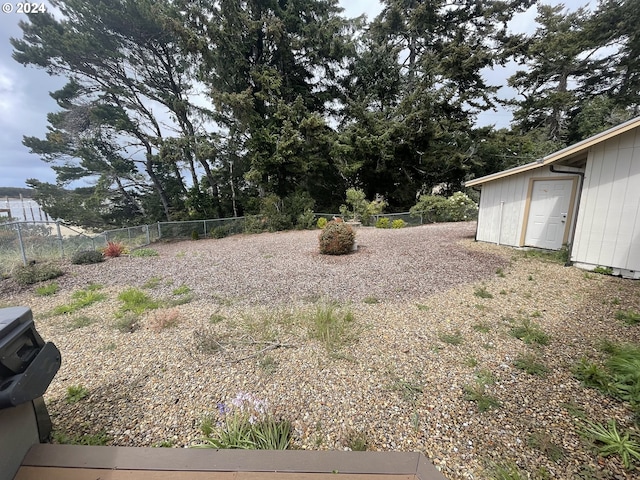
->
xmin=0 ymin=213 xmax=431 ymax=275
xmin=0 ymin=221 xmax=104 ymax=275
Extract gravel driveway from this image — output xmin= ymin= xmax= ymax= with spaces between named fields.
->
xmin=2 ymin=222 xmax=640 ymax=479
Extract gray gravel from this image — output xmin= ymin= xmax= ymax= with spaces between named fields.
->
xmin=2 ymin=221 xmax=640 ymax=479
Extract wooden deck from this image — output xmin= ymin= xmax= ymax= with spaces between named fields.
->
xmin=14 ymin=445 xmax=447 ymax=480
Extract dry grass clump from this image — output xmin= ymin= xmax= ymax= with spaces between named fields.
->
xmin=147 ymin=308 xmax=181 ymax=332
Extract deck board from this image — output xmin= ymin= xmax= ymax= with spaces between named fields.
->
xmin=15 ymin=466 xmax=417 ymax=480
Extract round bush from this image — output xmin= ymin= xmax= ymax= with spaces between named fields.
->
xmin=316 ymin=217 xmax=328 ymax=229
xmin=71 ymin=250 xmax=105 ymax=265
xmin=319 ymin=221 xmax=355 ymax=255
xmin=391 ymin=219 xmax=406 ymax=229
xmin=375 ymin=217 xmax=390 ymax=229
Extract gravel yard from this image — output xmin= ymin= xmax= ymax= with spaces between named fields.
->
xmin=2 ymin=222 xmax=640 ymax=479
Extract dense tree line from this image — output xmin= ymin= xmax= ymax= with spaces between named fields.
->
xmin=10 ymin=0 xmax=639 ymax=229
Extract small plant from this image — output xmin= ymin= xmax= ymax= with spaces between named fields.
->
xmin=35 ymin=282 xmax=59 ymax=296
xmin=308 ymin=303 xmax=357 ymax=351
xmin=416 ymin=304 xmax=429 ymax=311
xmin=513 ymin=352 xmax=549 ymax=376
xmin=147 ymin=308 xmax=180 ymax=331
xmin=582 ymin=419 xmax=640 ymax=470
xmin=509 ymin=318 xmax=550 ymax=346
xmin=13 ymin=262 xmax=64 ymax=285
xmin=117 ymin=288 xmax=159 ymax=315
xmin=259 ymin=355 xmax=278 ymax=375
xmin=495 ymin=267 xmax=505 ymax=277
xmin=114 ymin=312 xmax=141 ymax=333
xmin=318 ymin=220 xmax=355 ymax=255
xmin=465 ymin=355 xmax=478 ymax=367
xmin=439 ymin=330 xmax=463 ymax=345
xmin=375 ymin=217 xmax=390 ymax=228
xmin=143 ymin=276 xmax=162 ymax=289
xmin=490 ymin=461 xmax=526 ymax=480
xmin=172 ymin=284 xmax=191 ymax=296
xmin=191 ymin=230 xmax=200 ymax=240
xmin=344 ymin=429 xmax=368 ymax=451
xmin=65 ymin=384 xmax=89 ymax=404
xmin=210 ymin=313 xmax=225 ymax=324
xmin=527 ymin=432 xmax=565 ymax=462
xmin=572 ymin=357 xmax=611 ymax=391
xmin=593 ymin=266 xmax=613 ymax=275
xmin=363 ymin=296 xmax=379 ymax=304
xmin=472 ymin=322 xmax=491 ymax=333
xmin=316 ymin=217 xmax=328 ymax=229
xmin=391 ymin=219 xmax=406 ymax=229
xmin=52 ymin=430 xmax=110 ymax=446
xmin=67 ymin=315 xmax=95 ymax=330
xmin=196 ymin=392 xmax=292 ymax=450
xmin=474 ymin=286 xmax=493 ymax=299
xmin=131 ymin=248 xmax=159 ymax=258
xmin=194 ymin=328 xmax=224 ymax=353
xmin=388 ymin=377 xmax=424 ymax=403
xmin=53 ymin=285 xmax=107 ymax=315
xmin=463 ymin=381 xmax=501 ymax=412
xmin=103 ymin=241 xmax=125 ymax=258
xmin=616 ymin=309 xmax=640 ymax=325
xmin=71 ymin=250 xmax=104 ymax=265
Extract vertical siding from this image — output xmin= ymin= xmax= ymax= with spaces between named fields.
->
xmin=572 ymin=127 xmax=640 ymax=270
xmin=476 ymin=166 xmax=575 ymax=247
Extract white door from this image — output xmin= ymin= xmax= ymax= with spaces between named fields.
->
xmin=524 ymin=179 xmax=574 ymax=250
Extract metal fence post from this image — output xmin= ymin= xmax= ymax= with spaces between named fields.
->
xmin=145 ymin=225 xmax=150 ymax=245
xmin=157 ymin=222 xmax=161 ymax=240
xmin=16 ymin=222 xmax=27 ymax=266
xmin=56 ymin=221 xmax=64 ymax=259
xmin=203 ymin=220 xmax=207 ymax=238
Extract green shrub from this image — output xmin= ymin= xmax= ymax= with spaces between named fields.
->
xmin=318 ymin=221 xmax=355 ymax=255
xmin=191 ymin=230 xmax=200 ymax=241
xmin=53 ymin=286 xmax=107 ymax=315
xmin=339 ymin=188 xmax=386 ymax=225
xmin=391 ymin=219 xmax=406 ymax=229
xmin=13 ymin=263 xmax=64 ymax=286
xmin=375 ymin=217 xmax=390 ymax=229
xmin=296 ymin=208 xmax=315 ymax=230
xmin=316 ymin=217 xmax=328 ymax=229
xmin=71 ymin=250 xmax=104 ymax=265
xmin=409 ymin=191 xmax=478 ymax=223
xmin=211 ymin=226 xmax=231 ymax=239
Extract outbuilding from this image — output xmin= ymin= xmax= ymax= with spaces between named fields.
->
xmin=465 ymin=116 xmax=640 ymax=278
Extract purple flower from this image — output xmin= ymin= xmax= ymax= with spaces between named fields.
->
xmin=217 ymin=402 xmax=228 ymax=415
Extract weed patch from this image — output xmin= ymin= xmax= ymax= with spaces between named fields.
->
xmin=53 ymin=285 xmax=107 ymax=315
xmin=581 ymin=419 xmax=640 ymax=470
xmin=513 ymin=352 xmax=549 ymax=376
xmin=474 ymin=286 xmax=493 ymax=299
xmin=65 ymin=385 xmax=89 ymax=404
xmin=308 ymin=303 xmax=358 ymax=351
xmin=509 ymin=318 xmax=550 ymax=346
xmin=67 ymin=315 xmax=96 ymax=330
xmin=13 ymin=262 xmax=63 ymax=285
xmin=439 ymin=330 xmax=463 ymax=345
xmin=117 ymin=288 xmax=159 ymax=315
xmin=131 ymin=248 xmax=159 ymax=258
xmin=35 ymin=282 xmax=59 ymax=296
xmin=148 ymin=308 xmax=180 ymax=331
xmin=615 ymin=309 xmax=640 ymax=325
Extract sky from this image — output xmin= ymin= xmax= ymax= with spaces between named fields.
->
xmin=0 ymin=0 xmax=595 ymax=190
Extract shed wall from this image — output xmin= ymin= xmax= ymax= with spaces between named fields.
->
xmin=476 ymin=166 xmax=579 ymax=247
xmin=572 ymin=127 xmax=640 ymax=271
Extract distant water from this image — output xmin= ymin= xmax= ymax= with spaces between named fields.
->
xmin=1 ymin=197 xmax=50 ymax=222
